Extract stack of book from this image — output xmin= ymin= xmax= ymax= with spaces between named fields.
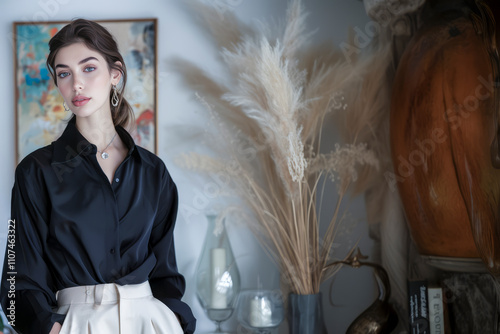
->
xmin=408 ymin=280 xmax=446 ymax=334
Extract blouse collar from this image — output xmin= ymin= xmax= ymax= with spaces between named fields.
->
xmin=51 ymin=116 xmax=139 ymax=164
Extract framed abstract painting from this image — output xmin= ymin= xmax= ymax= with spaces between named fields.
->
xmin=13 ymin=18 xmax=157 ymax=163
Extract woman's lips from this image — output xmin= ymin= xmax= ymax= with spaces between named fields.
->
xmin=72 ymin=96 xmax=90 ymax=107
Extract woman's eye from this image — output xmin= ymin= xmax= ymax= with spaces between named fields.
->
xmin=84 ymin=66 xmax=96 ymax=72
xmin=57 ymin=72 xmax=69 ymax=78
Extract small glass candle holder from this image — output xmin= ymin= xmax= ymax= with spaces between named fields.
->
xmin=237 ymin=290 xmax=284 ymax=334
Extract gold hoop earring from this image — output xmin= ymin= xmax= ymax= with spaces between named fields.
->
xmin=63 ymin=101 xmax=70 ymax=111
xmin=112 ymin=85 xmax=119 ymax=107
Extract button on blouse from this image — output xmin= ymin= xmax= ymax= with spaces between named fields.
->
xmin=0 ymin=118 xmax=196 ymax=334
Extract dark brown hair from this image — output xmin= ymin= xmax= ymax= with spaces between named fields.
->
xmin=46 ymin=19 xmax=135 ymax=129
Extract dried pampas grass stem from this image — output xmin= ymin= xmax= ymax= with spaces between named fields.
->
xmin=174 ymin=0 xmax=380 ymax=295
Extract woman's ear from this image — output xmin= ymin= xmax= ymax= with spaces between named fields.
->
xmin=111 ymin=61 xmax=122 ymax=86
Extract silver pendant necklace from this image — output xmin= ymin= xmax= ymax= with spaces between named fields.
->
xmin=97 ymin=133 xmax=117 ymax=159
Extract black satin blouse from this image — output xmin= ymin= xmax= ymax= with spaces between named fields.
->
xmin=0 ymin=117 xmax=196 ymax=334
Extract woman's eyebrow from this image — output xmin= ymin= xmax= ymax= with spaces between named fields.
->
xmin=55 ymin=56 xmax=99 ymax=69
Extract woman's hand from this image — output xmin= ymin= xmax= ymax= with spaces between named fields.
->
xmin=49 ymin=322 xmax=62 ymax=334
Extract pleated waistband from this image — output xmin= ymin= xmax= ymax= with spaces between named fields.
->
xmin=56 ymin=281 xmax=152 ymax=306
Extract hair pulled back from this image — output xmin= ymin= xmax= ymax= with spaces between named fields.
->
xmin=46 ymin=19 xmax=135 ymax=129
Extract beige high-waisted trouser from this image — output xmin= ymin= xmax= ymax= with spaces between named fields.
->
xmin=55 ymin=281 xmax=183 ymax=334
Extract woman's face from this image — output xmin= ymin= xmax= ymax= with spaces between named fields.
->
xmin=54 ymin=42 xmax=120 ymax=119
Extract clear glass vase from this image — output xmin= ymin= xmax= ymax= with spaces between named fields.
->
xmin=195 ymin=214 xmax=241 ymax=333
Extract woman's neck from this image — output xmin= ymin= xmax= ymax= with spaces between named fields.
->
xmin=75 ymin=113 xmax=117 ymax=151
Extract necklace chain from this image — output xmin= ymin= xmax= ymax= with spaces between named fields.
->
xmin=97 ymin=133 xmax=117 ymax=160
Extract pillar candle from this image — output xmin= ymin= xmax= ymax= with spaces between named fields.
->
xmin=249 ymin=295 xmax=272 ymax=327
xmin=210 ymin=248 xmax=227 ymax=308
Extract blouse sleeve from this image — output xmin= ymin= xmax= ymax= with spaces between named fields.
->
xmin=1 ymin=161 xmax=65 ymax=334
xmin=149 ymin=167 xmax=196 ymax=334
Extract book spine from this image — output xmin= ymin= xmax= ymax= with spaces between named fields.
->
xmin=408 ymin=280 xmax=430 ymax=334
xmin=428 ymin=286 xmax=445 ymax=334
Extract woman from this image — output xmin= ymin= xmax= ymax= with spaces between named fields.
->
xmin=1 ymin=19 xmax=196 ymax=334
